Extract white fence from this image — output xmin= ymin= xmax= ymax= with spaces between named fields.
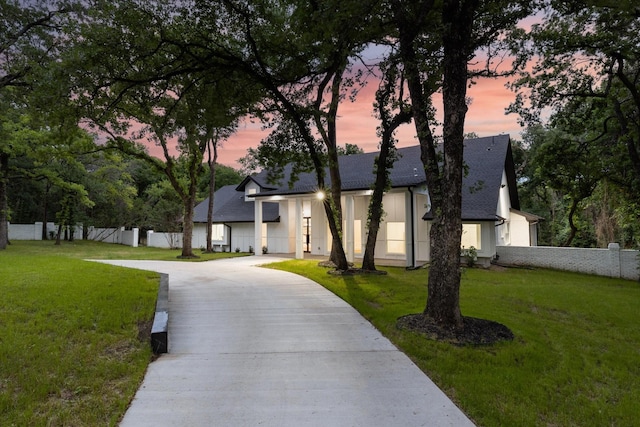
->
xmin=87 ymin=227 xmax=139 ymax=247
xmin=146 ymin=231 xmax=183 ymax=249
xmin=8 ymin=222 xmax=138 ymax=247
xmin=496 ymin=243 xmax=639 ymax=281
xmin=8 ymin=222 xmax=56 ymax=240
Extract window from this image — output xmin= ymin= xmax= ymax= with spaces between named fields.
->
xmin=354 ymin=220 xmax=362 ymax=254
xmin=461 ymin=223 xmax=481 ymax=250
xmin=211 ymin=224 xmax=224 ymax=242
xmin=245 ymin=187 xmax=257 ymax=201
xmin=386 ymin=222 xmax=405 ymax=255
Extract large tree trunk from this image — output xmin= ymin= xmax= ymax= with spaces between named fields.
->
xmin=0 ymin=152 xmax=9 ymax=250
xmin=179 ymin=161 xmax=200 ymax=258
xmin=362 ymin=69 xmax=412 ymax=271
xmin=205 ymin=141 xmax=218 ymax=253
xmin=362 ymin=131 xmax=394 ymax=271
xmin=55 ymin=223 xmax=62 ymax=246
xmin=423 ymin=0 xmax=478 ymax=329
xmin=563 ymin=198 xmax=579 ymax=247
xmin=180 ymin=196 xmax=197 ymax=258
xmin=326 ymin=148 xmax=348 ymax=270
xmin=323 ymin=64 xmax=349 ymax=271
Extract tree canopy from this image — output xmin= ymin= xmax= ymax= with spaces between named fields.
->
xmin=4 ymin=0 xmax=640 ymax=337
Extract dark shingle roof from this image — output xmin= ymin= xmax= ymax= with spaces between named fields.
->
xmin=238 ymin=146 xmax=427 ymax=194
xmin=423 ymin=135 xmax=518 ymax=220
xmin=457 ymin=134 xmax=518 ymax=221
xmin=200 ymin=135 xmax=516 ymax=223
xmin=193 ymin=185 xmax=279 ymax=223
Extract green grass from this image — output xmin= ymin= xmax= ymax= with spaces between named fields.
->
xmin=0 ymin=240 xmax=246 ymax=426
xmin=8 ymin=240 xmax=250 ymax=261
xmin=268 ymin=260 xmax=640 ymax=427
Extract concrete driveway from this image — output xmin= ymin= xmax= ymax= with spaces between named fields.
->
xmin=98 ymin=256 xmax=474 ymax=427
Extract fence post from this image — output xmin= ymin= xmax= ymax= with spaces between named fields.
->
xmin=608 ymin=243 xmax=621 ymax=278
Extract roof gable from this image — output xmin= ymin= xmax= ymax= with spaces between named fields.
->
xmin=421 ymin=135 xmax=514 ymax=220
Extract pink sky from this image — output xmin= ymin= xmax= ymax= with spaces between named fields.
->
xmin=217 ymin=75 xmax=524 ymax=168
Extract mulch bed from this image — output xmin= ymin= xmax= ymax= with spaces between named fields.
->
xmin=397 ymin=314 xmax=515 ymax=346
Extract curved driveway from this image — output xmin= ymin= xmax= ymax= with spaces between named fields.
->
xmin=99 ymin=256 xmax=474 ymax=427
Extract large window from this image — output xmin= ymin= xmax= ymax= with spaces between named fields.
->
xmin=386 ymin=222 xmax=405 ymax=255
xmin=211 ymin=224 xmax=224 ymax=242
xmin=461 ymin=223 xmax=481 ymax=250
xmin=354 ymin=220 xmax=362 ymax=254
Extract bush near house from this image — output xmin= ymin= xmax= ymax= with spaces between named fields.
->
xmin=270 ymin=260 xmax=640 ymax=427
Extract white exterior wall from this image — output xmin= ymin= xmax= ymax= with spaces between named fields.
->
xmin=376 ymin=191 xmax=407 ymax=260
xmin=353 ymin=196 xmax=368 ymax=256
xmin=415 ymin=194 xmax=430 ymax=262
xmin=286 ymin=199 xmax=297 ymax=252
xmin=466 ymin=221 xmax=496 ymax=260
xmin=497 ymin=171 xmax=511 ymax=220
xmin=189 ymin=223 xmax=232 ymax=251
xmin=244 ymin=181 xmax=261 ymax=200
xmin=147 ymin=231 xmax=182 ymax=249
xmin=230 ymin=223 xmax=255 ymax=252
xmin=509 ymin=212 xmax=533 ymax=246
xmin=264 ymin=200 xmax=294 ymax=254
xmin=496 ymin=171 xmax=512 ymax=246
xmin=185 ymin=223 xmax=254 ymax=252
xmin=497 ymin=244 xmax=639 ymax=281
xmin=310 ymin=199 xmax=327 ymax=255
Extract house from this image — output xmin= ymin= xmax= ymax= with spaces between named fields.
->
xmin=192 ymin=135 xmax=540 ymax=266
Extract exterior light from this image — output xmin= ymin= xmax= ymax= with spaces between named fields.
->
xmin=316 ymin=190 xmax=325 ymax=200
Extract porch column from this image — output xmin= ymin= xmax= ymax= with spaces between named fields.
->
xmin=295 ymin=198 xmax=303 ymax=259
xmin=345 ymin=194 xmax=354 ymax=263
xmin=254 ymin=199 xmax=262 ymax=256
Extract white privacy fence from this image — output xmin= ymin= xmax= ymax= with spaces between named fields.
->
xmin=8 ymin=222 xmax=57 ymax=240
xmin=87 ymin=227 xmax=139 ymax=247
xmin=496 ymin=243 xmax=639 ymax=281
xmin=8 ymin=222 xmax=138 ymax=247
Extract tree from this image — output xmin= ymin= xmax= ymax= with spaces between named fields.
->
xmin=362 ymin=58 xmax=412 ymax=271
xmin=82 ymin=151 xmax=139 ymax=229
xmin=198 ymin=164 xmax=243 ymax=194
xmin=522 ymin=125 xmax=602 ymax=246
xmin=337 ymin=143 xmax=365 ymax=156
xmin=0 ymin=0 xmax=82 ymax=249
xmin=175 ymin=0 xmax=382 ymax=270
xmin=509 ymin=1 xmax=640 ymax=192
xmin=393 ymin=0 xmax=533 ymax=332
xmin=181 ymin=72 xmax=256 ymax=254
xmin=65 ymin=1 xmax=252 ymax=257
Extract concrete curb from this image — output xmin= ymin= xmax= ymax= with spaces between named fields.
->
xmin=150 ymin=273 xmax=169 ymax=354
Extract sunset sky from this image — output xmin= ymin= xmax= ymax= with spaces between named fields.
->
xmin=217 ymin=75 xmax=524 ymax=168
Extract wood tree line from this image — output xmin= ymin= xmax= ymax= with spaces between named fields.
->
xmin=2 ymin=0 xmax=639 ymax=333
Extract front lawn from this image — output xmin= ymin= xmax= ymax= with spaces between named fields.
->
xmin=269 ymin=260 xmax=640 ymax=427
xmin=0 ymin=240 xmax=243 ymax=425
xmin=8 ymin=239 xmax=249 ymax=261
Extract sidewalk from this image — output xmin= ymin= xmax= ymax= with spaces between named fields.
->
xmin=100 ymin=256 xmax=475 ymax=427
